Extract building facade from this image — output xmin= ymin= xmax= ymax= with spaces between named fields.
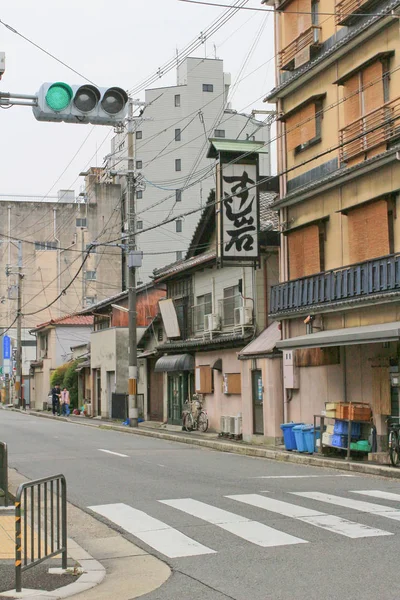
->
xmin=108 ymin=56 xmax=271 ymax=281
xmin=266 ymin=0 xmax=400 ymax=450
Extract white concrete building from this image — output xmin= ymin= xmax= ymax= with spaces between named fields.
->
xmin=109 ymin=57 xmax=271 ymax=281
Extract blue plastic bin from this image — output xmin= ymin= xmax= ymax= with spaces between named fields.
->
xmin=333 ymin=420 xmax=361 ymax=436
xmin=280 ymin=422 xmax=304 ymax=451
xmin=293 ymin=424 xmax=308 ymax=452
xmin=303 ymin=426 xmax=320 ymax=453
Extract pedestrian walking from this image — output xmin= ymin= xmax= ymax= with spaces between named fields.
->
xmin=60 ymin=387 xmax=70 ymax=416
xmin=51 ymin=384 xmax=61 ymax=416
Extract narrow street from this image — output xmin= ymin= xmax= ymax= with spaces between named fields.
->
xmin=2 ymin=410 xmax=400 ymax=600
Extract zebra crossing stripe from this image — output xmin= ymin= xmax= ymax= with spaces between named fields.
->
xmin=88 ymin=503 xmax=216 ymax=558
xmin=160 ymin=498 xmax=307 ymax=547
xmin=293 ymin=492 xmax=400 ymax=522
xmin=352 ymin=490 xmax=400 ymax=502
xmin=227 ymin=494 xmax=391 ymax=539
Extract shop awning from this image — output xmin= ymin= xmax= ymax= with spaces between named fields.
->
xmin=239 ymin=321 xmax=281 ymax=359
xmin=154 ymin=354 xmax=194 ymax=373
xmin=212 ymin=358 xmax=223 ymax=371
xmin=276 ymin=321 xmax=400 ymax=350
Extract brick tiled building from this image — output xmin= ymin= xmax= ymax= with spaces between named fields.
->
xmin=265 ymin=0 xmax=400 ymax=450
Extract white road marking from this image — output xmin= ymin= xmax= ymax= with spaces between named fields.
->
xmin=88 ymin=503 xmax=215 ymax=558
xmin=228 ymin=494 xmax=391 ymax=539
xmin=98 ymin=449 xmax=129 ymax=458
xmin=160 ymin=498 xmax=307 ymax=548
xmin=252 ymin=475 xmax=354 ymax=479
xmin=293 ymin=492 xmax=400 ymax=522
xmin=352 ymin=490 xmax=400 ymax=502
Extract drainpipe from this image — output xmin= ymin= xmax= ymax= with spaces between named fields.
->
xmin=53 ymin=208 xmax=61 ymax=318
xmin=7 ymin=205 xmax=11 ymax=267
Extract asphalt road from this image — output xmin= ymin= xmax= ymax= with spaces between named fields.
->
xmin=2 ymin=410 xmax=400 ymax=600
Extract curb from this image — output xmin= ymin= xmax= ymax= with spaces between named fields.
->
xmin=8 ymin=407 xmax=400 ymax=480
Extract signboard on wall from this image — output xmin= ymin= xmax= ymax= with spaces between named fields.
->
xmin=218 ymin=162 xmax=259 ymax=263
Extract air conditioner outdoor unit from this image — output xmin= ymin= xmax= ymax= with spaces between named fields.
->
xmin=234 ymin=306 xmax=252 ymax=326
xmin=233 ymin=416 xmax=242 ymax=440
xmin=204 ymin=313 xmax=221 ymax=332
xmin=219 ymin=415 xmax=228 ymax=437
xmin=227 ymin=416 xmax=235 ymax=438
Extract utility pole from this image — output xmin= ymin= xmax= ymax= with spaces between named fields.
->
xmin=127 ymin=98 xmax=138 ymax=428
xmin=15 ymin=241 xmax=23 ymax=408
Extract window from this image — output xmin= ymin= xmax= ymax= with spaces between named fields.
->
xmin=136 ymin=190 xmax=143 ymax=199
xmin=175 ymin=158 xmax=181 ymax=171
xmin=176 ymin=189 xmax=182 ymax=202
xmin=175 ymin=128 xmax=181 ymax=141
xmin=136 ymin=221 xmax=143 ymax=230
xmin=203 ymin=84 xmax=214 ymax=92
xmin=85 ymin=244 xmax=96 ymax=253
xmin=157 ymin=328 xmax=163 ymax=342
xmin=176 ymin=251 xmax=183 ymax=260
xmin=136 ymin=130 xmax=142 ymax=140
xmin=136 ymin=160 xmax=142 ymax=169
xmin=285 ymin=97 xmax=324 ymax=155
xmin=214 ymin=129 xmax=225 ymax=138
xmin=85 ymin=296 xmax=97 ymax=307
xmin=85 ymin=271 xmax=97 ymax=281
xmin=346 ymin=199 xmax=392 ymax=263
xmin=39 ymin=334 xmax=48 ymax=352
xmin=174 ymin=94 xmax=181 ymax=107
xmin=35 ymin=241 xmax=58 ymax=251
xmin=196 ymin=293 xmax=212 ymax=331
xmin=287 ymin=223 xmax=324 ymax=280
xmin=176 ymin=219 xmax=182 ymax=233
xmin=195 ymin=365 xmax=213 ymax=393
xmin=223 ymin=285 xmax=241 ymax=326
xmin=118 ymin=141 xmax=125 ymax=151
xmin=76 ymin=218 xmax=87 ymax=228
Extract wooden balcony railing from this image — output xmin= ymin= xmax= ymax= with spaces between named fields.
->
xmin=339 ymin=96 xmax=400 ymax=164
xmin=278 ymin=26 xmax=322 ymax=71
xmin=335 ymin=0 xmax=381 ymax=26
xmin=270 ymin=253 xmax=400 ymax=317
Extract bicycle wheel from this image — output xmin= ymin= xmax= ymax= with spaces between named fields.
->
xmin=389 ymin=430 xmax=400 ymax=467
xmin=183 ymin=412 xmax=194 ymax=432
xmin=197 ymin=411 xmax=208 ymax=433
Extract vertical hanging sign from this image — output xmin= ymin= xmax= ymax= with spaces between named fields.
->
xmin=3 ymin=335 xmax=11 ymax=360
xmin=218 ymin=162 xmax=259 ymax=263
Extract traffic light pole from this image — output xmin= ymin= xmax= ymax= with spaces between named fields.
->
xmin=127 ymin=98 xmax=138 ymax=428
xmin=15 ymin=241 xmax=23 ymax=409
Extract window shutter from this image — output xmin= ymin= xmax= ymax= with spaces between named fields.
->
xmin=288 ymin=224 xmax=321 ymax=279
xmin=347 ymin=200 xmax=389 ymax=263
xmin=282 ymin=0 xmax=312 ymax=47
xmin=286 ymin=103 xmax=316 ymax=151
xmin=343 ymin=74 xmax=361 ymax=125
xmin=362 ymin=61 xmax=384 ymax=113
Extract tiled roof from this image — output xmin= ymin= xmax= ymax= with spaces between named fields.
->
xmin=153 ymin=251 xmax=216 ymax=281
xmin=157 ymin=331 xmax=252 ymax=352
xmin=33 ymin=315 xmax=94 ymax=331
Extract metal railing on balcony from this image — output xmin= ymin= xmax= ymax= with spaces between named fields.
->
xmin=335 ymin=0 xmax=381 ymax=26
xmin=270 ymin=253 xmax=400 ymax=317
xmin=339 ymin=96 xmax=400 ymax=164
xmin=278 ymin=26 xmax=321 ymax=71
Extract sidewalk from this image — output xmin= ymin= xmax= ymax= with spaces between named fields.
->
xmin=0 ymin=468 xmax=170 ymax=600
xmin=8 ymin=407 xmax=400 ymax=480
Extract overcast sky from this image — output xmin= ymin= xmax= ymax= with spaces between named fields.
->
xmin=0 ymin=0 xmax=275 ymax=197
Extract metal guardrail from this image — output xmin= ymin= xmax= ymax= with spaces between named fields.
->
xmin=0 ymin=441 xmax=9 ymax=507
xmin=269 ymin=253 xmax=400 ymax=317
xmin=15 ymin=474 xmax=67 ymax=593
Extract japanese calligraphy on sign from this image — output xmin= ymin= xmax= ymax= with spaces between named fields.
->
xmin=219 ymin=163 xmax=259 ymax=261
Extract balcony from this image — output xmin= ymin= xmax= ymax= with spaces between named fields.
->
xmin=335 ymin=0 xmax=382 ymax=26
xmin=278 ymin=26 xmax=322 ymax=71
xmin=339 ymin=97 xmax=400 ymax=164
xmin=270 ymin=253 xmax=400 ymax=318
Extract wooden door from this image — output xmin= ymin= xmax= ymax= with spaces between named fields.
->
xmin=252 ymin=369 xmax=264 ymax=435
xmin=148 ymin=358 xmax=164 ymax=421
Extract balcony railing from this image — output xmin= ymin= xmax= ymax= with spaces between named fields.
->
xmin=335 ymin=0 xmax=381 ymax=26
xmin=339 ymin=97 xmax=400 ymax=164
xmin=278 ymin=26 xmax=321 ymax=71
xmin=270 ymin=253 xmax=400 ymax=317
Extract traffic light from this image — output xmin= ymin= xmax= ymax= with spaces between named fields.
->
xmin=33 ymin=82 xmax=128 ymax=125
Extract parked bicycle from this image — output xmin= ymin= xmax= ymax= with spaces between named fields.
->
xmin=387 ymin=417 xmax=400 ymax=467
xmin=182 ymin=394 xmax=208 ymax=433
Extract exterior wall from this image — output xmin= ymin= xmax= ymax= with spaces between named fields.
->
xmin=110 ymin=57 xmax=270 ymax=281
xmin=195 ymin=349 xmax=242 ymax=432
xmin=30 ymin=357 xmax=52 ymax=410
xmin=90 ymin=327 xmax=128 ymax=418
xmin=241 ymin=356 xmax=283 ymax=445
xmin=0 ymin=180 xmax=122 ymax=332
